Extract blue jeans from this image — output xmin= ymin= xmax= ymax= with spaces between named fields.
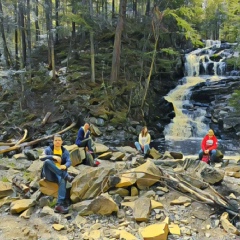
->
xmin=199 ymin=149 xmax=217 ymax=163
xmin=135 ymin=142 xmax=150 ymax=154
xmin=42 ymin=159 xmax=69 ymax=204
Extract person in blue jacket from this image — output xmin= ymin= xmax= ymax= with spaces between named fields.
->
xmin=75 ymin=122 xmax=96 ymax=155
xmin=40 ymin=134 xmax=74 ymax=214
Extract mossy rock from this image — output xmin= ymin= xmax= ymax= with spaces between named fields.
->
xmin=26 ymin=114 xmax=37 ymax=121
xmin=110 ymin=110 xmax=127 ymax=125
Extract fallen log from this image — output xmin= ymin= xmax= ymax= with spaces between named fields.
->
xmin=0 ymin=122 xmax=76 ymax=154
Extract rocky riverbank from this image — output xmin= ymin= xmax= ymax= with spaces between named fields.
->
xmin=0 ymin=140 xmax=240 ymax=240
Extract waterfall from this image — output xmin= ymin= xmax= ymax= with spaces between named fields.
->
xmin=164 ymin=40 xmax=224 ymax=140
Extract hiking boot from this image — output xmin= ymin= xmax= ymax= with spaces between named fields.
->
xmin=54 ymin=204 xmax=69 ymax=214
xmin=65 ymin=174 xmax=74 ymax=183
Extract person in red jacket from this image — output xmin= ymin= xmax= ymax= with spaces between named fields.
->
xmin=199 ymin=129 xmax=218 ymax=165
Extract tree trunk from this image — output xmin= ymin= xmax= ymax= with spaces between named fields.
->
xmin=14 ymin=2 xmax=19 ymax=69
xmin=55 ymin=0 xmax=59 ymax=44
xmin=145 ymin=0 xmax=150 ymax=16
xmin=19 ymin=0 xmax=26 ymax=68
xmin=89 ymin=0 xmax=95 ymax=83
xmin=112 ymin=0 xmax=115 ymax=20
xmin=0 ymin=0 xmax=12 ymax=67
xmin=71 ymin=0 xmax=76 ymax=42
xmin=133 ymin=0 xmax=137 ymax=18
xmin=45 ymin=0 xmax=51 ymax=66
xmin=26 ymin=0 xmax=32 ymax=75
xmin=110 ymin=0 xmax=127 ymax=83
xmin=35 ymin=0 xmax=40 ymax=42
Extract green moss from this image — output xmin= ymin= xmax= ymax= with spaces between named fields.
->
xmin=49 ymin=198 xmax=57 ymax=208
xmin=1 ymin=176 xmax=9 ymax=182
xmin=226 ymin=57 xmax=240 ymax=70
xmin=110 ymin=110 xmax=128 ymax=125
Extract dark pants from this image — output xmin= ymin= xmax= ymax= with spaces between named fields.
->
xmin=78 ymin=138 xmax=96 ymax=158
xmin=199 ymin=149 xmax=217 ymax=163
xmin=42 ymin=159 xmax=68 ymax=204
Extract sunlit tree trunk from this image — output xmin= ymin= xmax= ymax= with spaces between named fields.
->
xmin=89 ymin=0 xmax=95 ymax=83
xmin=110 ymin=0 xmax=127 ymax=83
xmin=0 ymin=0 xmax=12 ymax=67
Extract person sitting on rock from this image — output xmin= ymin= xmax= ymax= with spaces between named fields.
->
xmin=135 ymin=126 xmax=151 ymax=158
xmin=40 ymin=134 xmax=74 ymax=214
xmin=75 ymin=122 xmax=99 ymax=166
xmin=199 ymin=129 xmax=218 ymax=166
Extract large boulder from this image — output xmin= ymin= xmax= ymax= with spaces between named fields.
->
xmin=70 ymin=166 xmax=115 ymax=203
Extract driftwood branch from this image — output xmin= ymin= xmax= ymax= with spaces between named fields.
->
xmin=0 ymin=122 xmax=76 ymax=154
xmin=15 ymin=129 xmax=28 ymax=145
xmin=41 ymin=112 xmax=52 ymax=126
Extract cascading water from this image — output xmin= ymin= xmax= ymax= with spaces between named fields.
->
xmin=163 ymin=40 xmax=233 ymax=155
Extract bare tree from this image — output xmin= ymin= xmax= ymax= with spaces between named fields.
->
xmin=89 ymin=0 xmax=95 ymax=83
xmin=110 ymin=0 xmax=127 ymax=83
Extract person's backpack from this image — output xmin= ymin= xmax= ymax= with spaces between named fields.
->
xmin=202 ymin=154 xmax=210 ymax=163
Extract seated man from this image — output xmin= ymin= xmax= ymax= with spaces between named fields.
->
xmin=199 ymin=129 xmax=218 ymax=166
xmin=40 ymin=134 xmax=74 ymax=214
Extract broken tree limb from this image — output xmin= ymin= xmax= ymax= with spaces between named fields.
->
xmin=0 ymin=129 xmax=28 ymax=147
xmin=15 ymin=129 xmax=28 ymax=145
xmin=167 ymin=174 xmax=215 ymax=204
xmin=41 ymin=112 xmax=52 ymax=125
xmin=0 ymin=122 xmax=76 ymax=154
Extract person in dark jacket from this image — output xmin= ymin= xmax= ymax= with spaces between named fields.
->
xmin=199 ymin=129 xmax=218 ymax=165
xmin=75 ymin=123 xmax=99 ymax=166
xmin=40 ymin=134 xmax=74 ymax=214
xmin=75 ymin=123 xmax=95 ymax=152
